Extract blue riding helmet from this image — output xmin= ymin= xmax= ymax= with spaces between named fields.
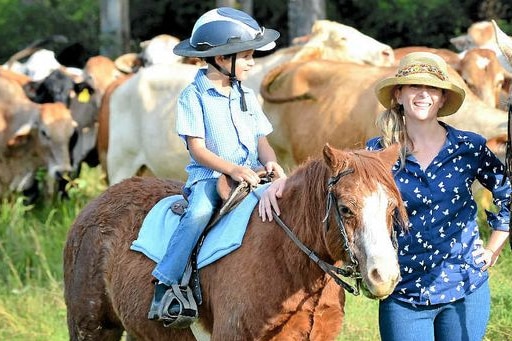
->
xmin=173 ymin=7 xmax=280 ymax=58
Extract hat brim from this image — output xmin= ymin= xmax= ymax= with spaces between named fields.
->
xmin=375 ymin=75 xmax=466 ymax=117
xmin=173 ymin=29 xmax=280 ymax=57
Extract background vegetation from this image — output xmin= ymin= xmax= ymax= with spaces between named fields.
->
xmin=0 ymin=0 xmax=511 ymax=65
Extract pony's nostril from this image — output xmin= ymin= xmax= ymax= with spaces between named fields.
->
xmin=370 ymin=268 xmax=384 ymax=283
xmin=369 ymin=267 xmax=400 ymax=284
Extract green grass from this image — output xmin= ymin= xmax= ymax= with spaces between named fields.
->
xmin=0 ymin=166 xmax=511 ymax=340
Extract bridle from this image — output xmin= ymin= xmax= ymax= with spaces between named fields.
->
xmin=260 ymin=168 xmax=363 ymax=295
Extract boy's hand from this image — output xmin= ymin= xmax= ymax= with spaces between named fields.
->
xmin=229 ymin=165 xmax=260 ymax=186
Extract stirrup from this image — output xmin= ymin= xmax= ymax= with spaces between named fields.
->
xmin=161 ymin=284 xmax=199 ymax=329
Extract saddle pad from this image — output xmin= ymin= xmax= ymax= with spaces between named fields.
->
xmin=130 ymin=183 xmax=270 ymax=269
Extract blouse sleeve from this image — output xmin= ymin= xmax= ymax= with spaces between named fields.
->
xmin=476 ymin=142 xmax=511 ymax=232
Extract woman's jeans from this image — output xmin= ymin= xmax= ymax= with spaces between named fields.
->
xmin=152 ymin=179 xmax=221 ymax=285
xmin=379 ymin=280 xmax=490 ymax=341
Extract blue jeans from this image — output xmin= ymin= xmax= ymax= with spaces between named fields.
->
xmin=152 ymin=179 xmax=221 ymax=285
xmin=379 ymin=280 xmax=490 ymax=341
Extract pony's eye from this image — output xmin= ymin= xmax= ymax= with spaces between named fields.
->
xmin=339 ymin=205 xmax=352 ymax=217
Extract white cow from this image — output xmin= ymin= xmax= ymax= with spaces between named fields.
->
xmin=107 ymin=63 xmax=197 ymax=184
xmin=106 ymin=20 xmax=396 ymax=184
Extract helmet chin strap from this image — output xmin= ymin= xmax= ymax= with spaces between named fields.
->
xmin=212 ymin=55 xmax=248 ymax=112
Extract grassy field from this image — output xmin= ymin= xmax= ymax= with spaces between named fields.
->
xmin=0 ymin=165 xmax=511 ymax=340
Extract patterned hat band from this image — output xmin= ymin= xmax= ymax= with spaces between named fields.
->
xmin=395 ymin=63 xmax=448 ymax=81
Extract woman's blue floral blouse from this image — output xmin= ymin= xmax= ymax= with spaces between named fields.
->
xmin=367 ymin=123 xmax=511 ymax=305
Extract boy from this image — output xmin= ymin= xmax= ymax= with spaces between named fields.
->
xmin=148 ymin=7 xmax=286 ymax=327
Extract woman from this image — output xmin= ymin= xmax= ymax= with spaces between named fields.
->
xmin=259 ymin=52 xmax=510 ymax=340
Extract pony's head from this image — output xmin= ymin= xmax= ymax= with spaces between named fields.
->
xmin=321 ymin=143 xmax=407 ymax=299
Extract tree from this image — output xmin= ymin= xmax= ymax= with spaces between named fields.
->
xmin=100 ymin=0 xmax=130 ymax=58
xmin=288 ymin=0 xmax=325 ymax=44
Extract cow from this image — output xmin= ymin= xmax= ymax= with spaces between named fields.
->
xmin=259 ymin=59 xmax=508 ymax=168
xmin=112 ymin=34 xmax=184 ymax=74
xmin=0 ymin=76 xmax=76 ymax=201
xmin=25 ymin=56 xmax=120 ymax=179
xmin=3 ymin=35 xmax=69 ymax=79
xmin=459 ymin=48 xmax=510 ymax=110
xmin=106 ymin=63 xmax=196 ymax=184
xmin=450 ymin=21 xmax=498 ymax=52
xmin=104 ymin=21 xmax=396 ymax=184
xmin=450 ymin=21 xmax=512 ymax=109
xmin=96 ymin=73 xmax=133 ymax=176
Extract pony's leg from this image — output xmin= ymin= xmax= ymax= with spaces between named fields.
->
xmin=64 ymin=227 xmax=126 ymax=340
xmin=310 ymin=278 xmax=345 ymax=341
xmin=268 ymin=310 xmax=313 ymax=341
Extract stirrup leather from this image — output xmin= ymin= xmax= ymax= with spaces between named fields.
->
xmin=161 ymin=284 xmax=199 ymax=329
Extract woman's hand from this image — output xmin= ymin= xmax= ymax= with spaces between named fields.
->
xmin=263 ymin=161 xmax=286 ymax=180
xmin=258 ymin=177 xmax=287 ymax=222
xmin=472 ymin=239 xmax=498 ymax=271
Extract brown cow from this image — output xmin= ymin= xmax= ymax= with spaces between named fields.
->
xmin=96 ymin=73 xmax=133 ymax=175
xmin=0 ymin=77 xmax=76 ymax=199
xmin=261 ymin=59 xmax=507 ymax=168
xmin=459 ymin=48 xmax=510 ymax=110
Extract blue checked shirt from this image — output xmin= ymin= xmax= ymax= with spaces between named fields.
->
xmin=367 ymin=122 xmax=510 ymax=305
xmin=176 ymin=68 xmax=273 ymax=189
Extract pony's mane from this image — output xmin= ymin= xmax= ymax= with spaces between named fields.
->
xmin=278 ymin=149 xmax=408 ymax=238
xmin=279 ymin=157 xmax=330 ymax=234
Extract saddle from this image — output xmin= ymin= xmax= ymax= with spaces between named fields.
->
xmin=158 ymin=170 xmax=276 ymax=328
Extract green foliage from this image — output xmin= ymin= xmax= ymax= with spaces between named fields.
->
xmin=326 ymin=0 xmax=512 ymax=49
xmin=0 ymin=0 xmax=99 ymax=63
xmin=0 ymin=165 xmax=106 ymax=289
xmin=1 ymin=0 xmax=511 ymax=63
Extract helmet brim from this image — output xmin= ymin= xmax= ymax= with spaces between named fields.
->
xmin=173 ymin=29 xmax=279 ymax=57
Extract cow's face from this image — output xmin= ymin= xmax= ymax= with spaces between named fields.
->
xmin=37 ymin=103 xmax=76 ymax=179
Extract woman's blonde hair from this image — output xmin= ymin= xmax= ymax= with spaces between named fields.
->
xmin=375 ymin=93 xmax=411 ymax=168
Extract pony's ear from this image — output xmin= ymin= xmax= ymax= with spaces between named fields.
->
xmin=323 ymin=143 xmax=345 ymax=170
xmin=379 ymin=143 xmax=400 ymax=170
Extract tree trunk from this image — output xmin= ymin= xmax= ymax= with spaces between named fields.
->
xmin=100 ymin=0 xmax=130 ymax=58
xmin=288 ymin=0 xmax=325 ymax=44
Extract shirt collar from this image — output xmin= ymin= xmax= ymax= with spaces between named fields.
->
xmin=194 ymin=68 xmax=242 ymax=100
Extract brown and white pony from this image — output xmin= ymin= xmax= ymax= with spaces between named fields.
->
xmin=63 ymin=144 xmax=407 ymax=340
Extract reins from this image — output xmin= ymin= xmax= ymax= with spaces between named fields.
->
xmin=254 ymin=168 xmax=362 ymax=295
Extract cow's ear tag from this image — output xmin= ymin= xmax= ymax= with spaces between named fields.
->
xmin=78 ymin=89 xmax=91 ymax=103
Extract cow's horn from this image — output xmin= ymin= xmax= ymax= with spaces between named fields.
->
xmin=492 ymin=20 xmax=512 ymax=72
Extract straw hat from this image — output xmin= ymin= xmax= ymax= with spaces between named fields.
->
xmin=375 ymin=52 xmax=465 ymax=117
